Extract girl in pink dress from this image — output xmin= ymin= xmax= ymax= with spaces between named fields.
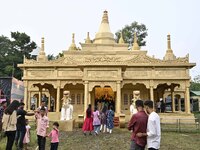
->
xmin=23 ymin=119 xmax=31 ymax=150
xmin=48 ymin=122 xmax=59 ymax=150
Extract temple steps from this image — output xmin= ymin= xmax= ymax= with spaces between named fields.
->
xmin=114 ymin=117 xmax=120 ymax=127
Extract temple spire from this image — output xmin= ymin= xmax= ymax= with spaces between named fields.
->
xmin=68 ymin=33 xmax=77 ymax=50
xmin=85 ymin=32 xmax=92 ymax=44
xmin=119 ymin=32 xmax=125 ymax=44
xmin=93 ymin=10 xmax=115 ymax=44
xmin=132 ymin=32 xmax=140 ymax=50
xmin=37 ymin=37 xmax=47 ymax=61
xmin=167 ymin=33 xmax=171 ymax=50
xmin=164 ymin=34 xmax=176 ymax=60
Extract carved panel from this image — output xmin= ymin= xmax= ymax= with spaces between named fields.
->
xmin=58 ymin=70 xmax=83 ymax=77
xmin=87 ymin=71 xmax=118 ymax=78
xmin=27 ymin=70 xmax=53 ymax=77
xmin=124 ymin=71 xmax=150 ymax=78
xmin=155 ymin=70 xmax=186 ymax=78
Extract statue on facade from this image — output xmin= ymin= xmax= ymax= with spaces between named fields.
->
xmin=130 ymin=90 xmax=140 ymax=116
xmin=60 ymin=91 xmax=73 ymax=120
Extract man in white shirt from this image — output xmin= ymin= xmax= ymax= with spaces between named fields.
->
xmin=137 ymin=100 xmax=161 ymax=150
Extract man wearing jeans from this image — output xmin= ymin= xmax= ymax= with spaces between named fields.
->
xmin=15 ymin=102 xmax=34 ymax=150
xmin=128 ymin=100 xmax=148 ymax=150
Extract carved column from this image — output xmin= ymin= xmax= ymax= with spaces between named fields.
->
xmin=150 ymin=86 xmax=154 ymax=101
xmin=28 ymin=91 xmax=31 ymax=110
xmin=116 ymin=81 xmax=121 ymax=114
xmin=24 ymin=81 xmax=28 ymax=110
xmin=84 ymin=81 xmax=89 ymax=113
xmin=171 ymin=90 xmax=175 ymax=112
xmin=88 ymin=92 xmax=91 ymax=105
xmin=56 ymin=86 xmax=60 ymax=112
xmin=38 ymin=88 xmax=42 ymax=107
xmin=185 ymin=86 xmax=190 ymax=114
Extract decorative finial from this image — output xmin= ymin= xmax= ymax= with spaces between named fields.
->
xmin=167 ymin=33 xmax=171 ymax=50
xmin=41 ymin=37 xmax=45 ymax=52
xmin=102 ymin=10 xmax=109 ymax=23
xmin=85 ymin=32 xmax=92 ymax=44
xmin=68 ymin=33 xmax=77 ymax=50
xmin=119 ymin=32 xmax=125 ymax=44
xmin=132 ymin=32 xmax=140 ymax=50
xmin=163 ymin=33 xmax=176 ymax=60
xmin=37 ymin=37 xmax=46 ymax=61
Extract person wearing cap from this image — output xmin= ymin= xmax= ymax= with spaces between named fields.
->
xmin=15 ymin=102 xmax=34 ymax=150
xmin=128 ymin=100 xmax=148 ymax=150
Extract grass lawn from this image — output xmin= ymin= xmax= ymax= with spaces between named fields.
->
xmin=0 ymin=126 xmax=200 ymax=150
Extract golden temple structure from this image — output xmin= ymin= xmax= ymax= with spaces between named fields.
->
xmin=18 ymin=11 xmax=196 ymax=117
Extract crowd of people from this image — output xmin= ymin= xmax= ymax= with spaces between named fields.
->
xmin=0 ymin=98 xmax=161 ymax=150
xmin=82 ymin=104 xmax=115 ymax=136
xmin=0 ymin=100 xmax=59 ymax=150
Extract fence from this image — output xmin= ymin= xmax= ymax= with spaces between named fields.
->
xmin=161 ymin=118 xmax=200 ymax=132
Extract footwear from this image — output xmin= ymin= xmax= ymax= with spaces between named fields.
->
xmin=95 ymin=131 xmax=98 ymax=135
xmin=84 ymin=132 xmax=86 ymax=136
xmin=89 ymin=132 xmax=92 ymax=135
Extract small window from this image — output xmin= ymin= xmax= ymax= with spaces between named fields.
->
xmin=124 ymin=94 xmax=128 ymax=105
xmin=77 ymin=94 xmax=81 ymax=105
xmin=71 ymin=94 xmax=75 ymax=104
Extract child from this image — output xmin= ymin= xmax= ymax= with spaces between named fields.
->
xmin=48 ymin=122 xmax=59 ymax=150
xmin=93 ymin=106 xmax=101 ymax=135
xmin=23 ymin=119 xmax=31 ymax=150
xmin=35 ymin=106 xmax=49 ymax=150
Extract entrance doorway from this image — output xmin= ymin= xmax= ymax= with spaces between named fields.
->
xmin=94 ymin=86 xmax=115 ymax=111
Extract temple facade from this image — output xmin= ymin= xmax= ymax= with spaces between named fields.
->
xmin=18 ymin=11 xmax=195 ymax=116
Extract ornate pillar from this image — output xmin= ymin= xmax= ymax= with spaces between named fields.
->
xmin=185 ymin=86 xmax=190 ymax=114
xmin=24 ymin=81 xmax=28 ymax=110
xmin=38 ymin=88 xmax=42 ymax=107
xmin=171 ymin=90 xmax=175 ymax=112
xmin=116 ymin=81 xmax=121 ymax=114
xmin=28 ymin=91 xmax=31 ymax=110
xmin=150 ymin=86 xmax=154 ymax=101
xmin=56 ymin=85 xmax=60 ymax=112
xmin=88 ymin=92 xmax=91 ymax=105
xmin=84 ymin=81 xmax=89 ymax=113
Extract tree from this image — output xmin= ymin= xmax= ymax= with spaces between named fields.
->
xmin=0 ymin=32 xmax=37 ymax=79
xmin=115 ymin=21 xmax=148 ymax=47
xmin=11 ymin=32 xmax=37 ymax=59
xmin=190 ymin=75 xmax=200 ymax=91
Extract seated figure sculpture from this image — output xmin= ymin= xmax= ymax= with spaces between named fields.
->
xmin=130 ymin=90 xmax=140 ymax=116
xmin=60 ymin=91 xmax=73 ymax=120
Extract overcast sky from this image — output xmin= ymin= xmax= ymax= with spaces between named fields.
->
xmin=0 ymin=0 xmax=199 ymax=78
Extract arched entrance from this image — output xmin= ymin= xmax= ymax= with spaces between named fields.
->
xmin=94 ymin=86 xmax=115 ymax=111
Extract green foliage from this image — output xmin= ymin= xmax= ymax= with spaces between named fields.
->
xmin=115 ymin=21 xmax=148 ymax=47
xmin=190 ymin=82 xmax=200 ymax=91
xmin=47 ymin=52 xmax=64 ymax=60
xmin=190 ymin=75 xmax=200 ymax=91
xmin=0 ymin=32 xmax=37 ymax=79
